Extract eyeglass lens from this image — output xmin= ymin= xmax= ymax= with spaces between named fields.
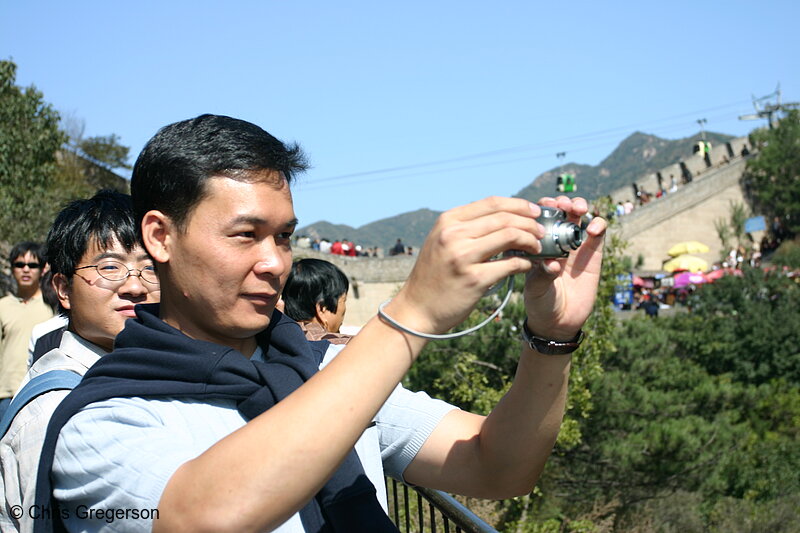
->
xmin=13 ymin=262 xmax=41 ymax=269
xmin=95 ymin=260 xmax=158 ymax=284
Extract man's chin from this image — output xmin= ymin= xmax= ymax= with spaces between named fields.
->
xmin=231 ymin=316 xmax=273 ymax=338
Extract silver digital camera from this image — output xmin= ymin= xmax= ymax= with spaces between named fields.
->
xmin=510 ymin=206 xmax=585 ymax=259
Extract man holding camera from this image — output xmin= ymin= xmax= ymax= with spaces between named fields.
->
xmin=36 ymin=114 xmax=606 ymax=533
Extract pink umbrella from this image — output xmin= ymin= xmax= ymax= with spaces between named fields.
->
xmin=673 ymin=271 xmax=708 ymax=288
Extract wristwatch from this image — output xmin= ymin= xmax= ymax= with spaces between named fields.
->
xmin=521 ymin=321 xmax=584 ymax=355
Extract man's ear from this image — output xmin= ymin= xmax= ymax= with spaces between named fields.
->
xmin=141 ymin=210 xmax=172 ymax=264
xmin=315 ymin=302 xmax=329 ymax=330
xmin=52 ymin=273 xmax=71 ymax=311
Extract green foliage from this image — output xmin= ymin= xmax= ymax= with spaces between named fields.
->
xmin=714 ymin=217 xmax=733 ymax=259
xmin=673 ymin=268 xmax=800 ymax=384
xmin=729 ymin=201 xmax=748 ymax=247
xmin=0 ymin=59 xmax=130 ymax=246
xmin=771 ymin=238 xmax=800 ymax=268
xmin=618 ymin=491 xmax=800 ymax=533
xmin=557 ymin=327 xmax=752 ymax=511
xmin=533 ymin=269 xmax=800 ymax=530
xmin=715 ymin=201 xmax=750 ymax=260
xmin=79 ymin=134 xmax=132 ymax=170
xmin=742 ymin=109 xmax=800 ymax=235
xmin=0 ymin=59 xmax=67 ymax=243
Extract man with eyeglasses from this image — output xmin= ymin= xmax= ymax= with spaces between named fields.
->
xmin=0 ymin=243 xmax=54 ymax=420
xmin=0 ymin=190 xmax=160 ymax=532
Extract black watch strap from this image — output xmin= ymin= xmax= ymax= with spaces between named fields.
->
xmin=521 ymin=321 xmax=584 ymax=355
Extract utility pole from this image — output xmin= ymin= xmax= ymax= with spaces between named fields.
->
xmin=697 ymin=118 xmax=707 ymax=141
xmin=739 ymin=84 xmax=799 ymax=129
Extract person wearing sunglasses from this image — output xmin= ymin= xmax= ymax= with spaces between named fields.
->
xmin=0 ymin=190 xmax=160 ymax=532
xmin=0 ymin=243 xmax=54 ymax=420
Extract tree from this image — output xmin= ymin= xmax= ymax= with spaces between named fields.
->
xmin=78 ymin=133 xmax=132 ymax=171
xmin=540 ymin=269 xmax=800 ymax=530
xmin=0 ymin=60 xmax=131 ymax=248
xmin=714 ymin=201 xmax=750 ymax=261
xmin=742 ymin=109 xmax=800 ymax=236
xmin=0 ymin=59 xmax=67 ymax=243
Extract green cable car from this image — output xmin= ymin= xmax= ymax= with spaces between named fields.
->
xmin=556 ymin=173 xmax=577 ymax=193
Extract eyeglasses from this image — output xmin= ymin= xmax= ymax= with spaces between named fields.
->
xmin=13 ymin=262 xmax=42 ymax=269
xmin=75 ymin=260 xmax=159 ymax=285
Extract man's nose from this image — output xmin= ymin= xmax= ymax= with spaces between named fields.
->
xmin=118 ymin=270 xmax=151 ymax=296
xmin=253 ymin=240 xmax=288 ymax=277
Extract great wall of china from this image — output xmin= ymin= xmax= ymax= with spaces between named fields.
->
xmin=298 ymin=135 xmax=758 ymax=328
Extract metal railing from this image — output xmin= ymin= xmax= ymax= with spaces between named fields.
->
xmin=385 ymin=477 xmax=498 ymax=533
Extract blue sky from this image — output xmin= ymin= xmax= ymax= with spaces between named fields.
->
xmin=2 ymin=1 xmax=797 ymax=228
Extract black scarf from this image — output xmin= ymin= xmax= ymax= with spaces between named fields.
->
xmin=34 ymin=304 xmax=398 ymax=533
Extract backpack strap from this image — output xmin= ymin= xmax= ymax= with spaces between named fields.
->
xmin=0 ymin=370 xmax=82 ymax=438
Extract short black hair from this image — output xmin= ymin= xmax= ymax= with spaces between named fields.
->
xmin=9 ymin=242 xmax=44 ymax=265
xmin=131 ymin=114 xmax=308 ymax=233
xmin=44 ymin=190 xmax=139 ymax=313
xmin=283 ymin=259 xmax=349 ymax=322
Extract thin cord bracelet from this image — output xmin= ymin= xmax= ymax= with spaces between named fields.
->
xmin=377 ymin=275 xmax=515 ymax=340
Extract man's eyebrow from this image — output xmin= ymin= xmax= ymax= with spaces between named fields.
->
xmin=91 ymin=252 xmax=126 ymax=262
xmin=90 ymin=252 xmax=153 ymax=263
xmin=229 ymin=216 xmax=299 ymax=228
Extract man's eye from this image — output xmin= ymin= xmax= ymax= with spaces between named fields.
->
xmin=99 ymin=263 xmax=122 ymax=272
xmin=237 ymin=231 xmax=256 ymax=239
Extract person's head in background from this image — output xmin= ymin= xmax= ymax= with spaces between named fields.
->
xmin=47 ymin=189 xmax=161 ymax=351
xmin=282 ymin=258 xmax=349 ymax=333
xmin=39 ymin=270 xmax=60 ymax=314
xmin=9 ymin=242 xmax=45 ymax=301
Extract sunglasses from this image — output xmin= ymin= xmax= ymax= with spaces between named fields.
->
xmin=12 ymin=262 xmax=42 ymax=269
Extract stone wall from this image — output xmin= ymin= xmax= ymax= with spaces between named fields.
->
xmin=614 ymin=157 xmax=750 ymax=270
xmin=607 ymin=136 xmax=751 ymax=205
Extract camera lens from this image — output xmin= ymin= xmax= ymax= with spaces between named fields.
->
xmin=554 ymin=221 xmax=583 ymax=253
